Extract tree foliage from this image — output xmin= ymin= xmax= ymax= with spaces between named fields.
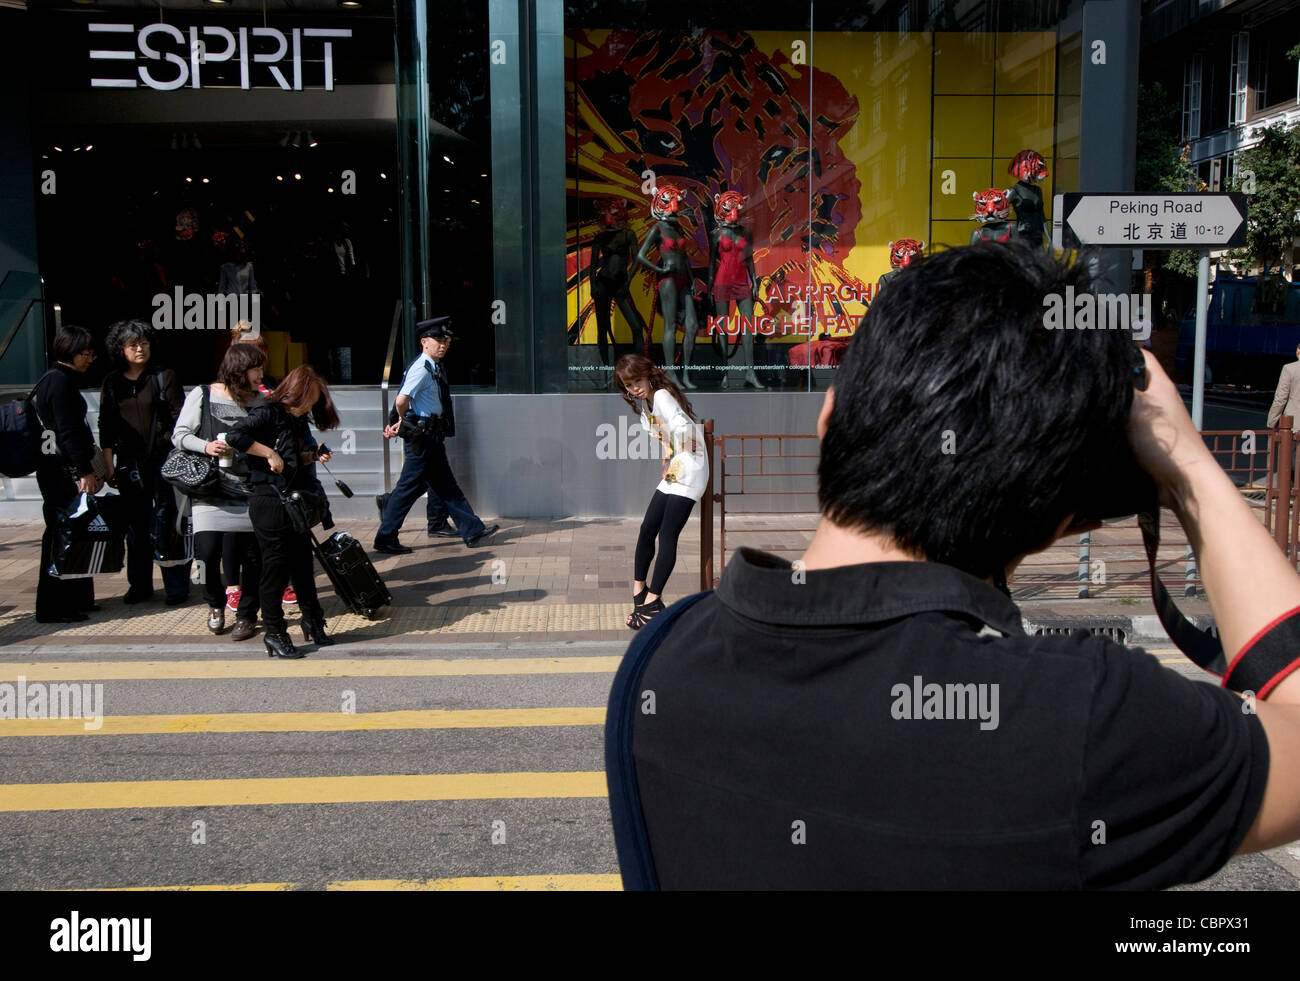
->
xmin=1230 ymin=123 xmax=1300 ymax=276
xmin=1134 ymin=84 xmax=1200 ymax=278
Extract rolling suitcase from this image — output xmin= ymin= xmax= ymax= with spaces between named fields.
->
xmin=310 ymin=529 xmax=391 ymax=619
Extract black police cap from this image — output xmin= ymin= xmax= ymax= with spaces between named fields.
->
xmin=416 ymin=317 xmax=455 ymax=340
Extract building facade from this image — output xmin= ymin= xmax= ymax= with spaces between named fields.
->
xmin=0 ymin=0 xmax=1139 ymax=516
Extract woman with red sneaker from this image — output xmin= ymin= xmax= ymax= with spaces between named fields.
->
xmin=172 ymin=341 xmax=266 ymax=641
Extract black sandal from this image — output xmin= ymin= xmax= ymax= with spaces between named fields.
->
xmin=632 ymin=587 xmax=648 ymax=606
xmin=627 ymin=598 xmax=664 ymax=631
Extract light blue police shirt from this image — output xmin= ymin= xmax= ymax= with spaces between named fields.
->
xmin=398 ymin=352 xmax=441 ymax=418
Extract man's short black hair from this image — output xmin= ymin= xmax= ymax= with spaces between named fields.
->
xmin=819 ymin=243 xmax=1138 ymax=579
xmin=52 ymin=326 xmax=93 ymax=363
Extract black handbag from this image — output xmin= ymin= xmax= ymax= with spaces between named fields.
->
xmin=161 ymin=385 xmax=221 ymax=496
xmin=150 ymin=491 xmax=193 ymax=566
xmin=279 ymin=487 xmax=330 ymax=535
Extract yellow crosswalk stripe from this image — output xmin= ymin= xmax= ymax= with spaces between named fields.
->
xmin=101 ymin=874 xmax=623 ymax=891
xmin=0 ymin=657 xmax=621 ymax=682
xmin=0 ymin=771 xmax=608 ymax=812
xmin=327 ymin=875 xmax=621 ymax=891
xmin=0 ymin=707 xmax=605 ymax=737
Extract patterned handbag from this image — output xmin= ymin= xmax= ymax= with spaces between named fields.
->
xmin=160 ymin=384 xmax=220 ymax=496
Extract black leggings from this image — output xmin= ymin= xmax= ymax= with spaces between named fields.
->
xmin=194 ymin=530 xmax=260 ymax=621
xmin=634 ymin=490 xmax=695 ymax=596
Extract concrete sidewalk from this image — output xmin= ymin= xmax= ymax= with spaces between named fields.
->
xmin=0 ymin=514 xmax=1211 ymax=649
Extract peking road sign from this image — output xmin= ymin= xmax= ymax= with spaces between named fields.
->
xmin=1059 ymin=193 xmax=1247 ymax=249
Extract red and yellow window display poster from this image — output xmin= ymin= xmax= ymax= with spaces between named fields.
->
xmin=565 ymin=28 xmax=1071 ymax=351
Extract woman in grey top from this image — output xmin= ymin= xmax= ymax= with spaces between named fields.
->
xmin=173 ymin=343 xmax=266 ymax=640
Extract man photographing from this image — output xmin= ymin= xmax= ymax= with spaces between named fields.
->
xmin=373 ymin=317 xmax=496 ymax=555
xmin=609 ymin=242 xmax=1300 ymax=889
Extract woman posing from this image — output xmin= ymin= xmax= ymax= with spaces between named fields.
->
xmin=227 ymin=365 xmax=339 ymax=659
xmin=99 ymin=320 xmax=190 ymax=606
xmin=172 ymin=342 xmax=267 ymax=640
xmin=30 ymin=326 xmax=101 ymax=623
xmin=614 ymin=353 xmax=709 ymax=629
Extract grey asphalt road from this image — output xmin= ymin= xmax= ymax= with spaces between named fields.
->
xmin=1 ymin=639 xmax=1295 ymax=891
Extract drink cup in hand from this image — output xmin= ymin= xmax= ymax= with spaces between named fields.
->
xmin=216 ymin=432 xmax=234 ymax=468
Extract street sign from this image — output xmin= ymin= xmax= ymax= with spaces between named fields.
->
xmin=1060 ymin=192 xmax=1247 ymax=249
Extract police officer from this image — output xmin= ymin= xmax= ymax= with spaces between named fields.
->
xmin=372 ymin=317 xmax=497 ymax=555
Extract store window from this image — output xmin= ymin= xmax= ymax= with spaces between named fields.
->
xmin=563 ymin=2 xmax=1077 ymax=394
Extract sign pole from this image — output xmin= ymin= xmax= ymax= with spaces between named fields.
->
xmin=1191 ymin=249 xmax=1210 ymax=432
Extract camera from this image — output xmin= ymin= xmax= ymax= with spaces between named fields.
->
xmin=1073 ymin=342 xmax=1158 ymax=523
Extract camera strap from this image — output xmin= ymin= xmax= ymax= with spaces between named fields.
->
xmin=1138 ymin=506 xmax=1226 ymax=675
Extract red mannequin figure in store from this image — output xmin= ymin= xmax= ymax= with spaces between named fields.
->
xmin=708 ymin=190 xmax=765 ymax=390
xmin=589 ymin=198 xmax=648 ymax=365
xmin=969 ymin=188 xmax=1016 ymax=246
xmin=1007 ymin=149 xmax=1049 ymax=250
xmin=636 ymin=183 xmax=697 ymax=390
xmin=876 ymin=237 xmax=925 ymax=294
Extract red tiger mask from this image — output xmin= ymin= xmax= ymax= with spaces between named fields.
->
xmin=650 ymin=184 xmax=685 ymax=221
xmin=1008 ymin=149 xmax=1048 ymax=183
xmin=972 ymin=189 xmax=1011 ymax=223
xmin=598 ymin=198 xmax=633 ymax=228
xmin=714 ymin=190 xmax=747 ymax=224
xmin=888 ymin=238 xmax=925 ymax=268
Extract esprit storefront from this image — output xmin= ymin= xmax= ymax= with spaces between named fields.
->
xmin=21 ymin=0 xmax=497 ymax=391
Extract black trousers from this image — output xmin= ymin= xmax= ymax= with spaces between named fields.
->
xmin=634 ymin=490 xmax=696 ymax=596
xmin=248 ymin=490 xmax=322 ymax=633
xmin=35 ymin=467 xmax=94 ymax=619
xmin=195 ymin=530 xmax=261 ymax=620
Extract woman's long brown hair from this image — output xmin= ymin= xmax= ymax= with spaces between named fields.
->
xmin=613 ymin=353 xmax=697 ymax=421
xmin=267 ymin=364 xmax=340 ymax=430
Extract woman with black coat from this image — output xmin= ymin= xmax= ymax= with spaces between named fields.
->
xmin=30 ymin=326 xmax=101 ymax=623
xmin=99 ymin=319 xmax=190 ymax=605
xmin=226 ymin=364 xmax=339 ymax=658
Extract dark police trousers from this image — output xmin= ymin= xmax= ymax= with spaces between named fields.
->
xmin=376 ymin=435 xmax=485 ymax=544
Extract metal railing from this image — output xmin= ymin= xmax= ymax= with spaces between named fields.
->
xmin=379 ymin=300 xmax=403 ymax=494
xmin=700 ymin=424 xmax=1293 ymax=598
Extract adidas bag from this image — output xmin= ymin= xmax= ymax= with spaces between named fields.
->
xmin=0 ymin=396 xmax=40 ymax=478
xmin=48 ymin=492 xmax=127 ymax=579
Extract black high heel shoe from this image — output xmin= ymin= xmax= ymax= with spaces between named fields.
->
xmin=301 ymin=615 xmax=335 ymax=647
xmin=632 ymin=587 xmax=648 ymax=606
xmin=264 ymin=631 xmax=304 ymax=659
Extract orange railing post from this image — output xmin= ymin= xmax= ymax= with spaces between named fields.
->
xmin=1276 ymin=417 xmax=1293 ymax=558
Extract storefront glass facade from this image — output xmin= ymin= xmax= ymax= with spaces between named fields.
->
xmin=3 ymin=0 xmax=1109 ymax=401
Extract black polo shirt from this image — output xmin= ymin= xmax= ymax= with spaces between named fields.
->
xmin=631 ymin=548 xmax=1269 ymax=889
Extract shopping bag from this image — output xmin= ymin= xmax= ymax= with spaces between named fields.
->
xmin=48 ymin=492 xmax=127 ymax=579
xmin=150 ymin=492 xmax=193 ymax=567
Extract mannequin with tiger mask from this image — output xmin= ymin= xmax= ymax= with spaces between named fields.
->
xmin=1007 ymin=149 xmax=1049 ymax=250
xmin=589 ymin=198 xmax=649 ymax=365
xmin=708 ymin=189 xmax=765 ymax=390
xmin=636 ymin=183 xmax=698 ymax=390
xmin=877 ymin=238 xmax=925 ymax=294
xmin=969 ymin=188 xmax=1016 ymax=246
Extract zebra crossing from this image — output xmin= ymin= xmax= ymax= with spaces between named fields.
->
xmin=0 ymin=643 xmax=625 ymax=890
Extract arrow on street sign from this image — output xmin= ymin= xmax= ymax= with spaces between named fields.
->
xmin=1060 ymin=193 xmax=1247 ymax=249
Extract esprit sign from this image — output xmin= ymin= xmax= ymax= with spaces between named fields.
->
xmin=88 ymin=23 xmax=352 ymax=91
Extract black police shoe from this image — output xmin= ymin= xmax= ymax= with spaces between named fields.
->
xmin=465 ymin=524 xmax=499 ymax=548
